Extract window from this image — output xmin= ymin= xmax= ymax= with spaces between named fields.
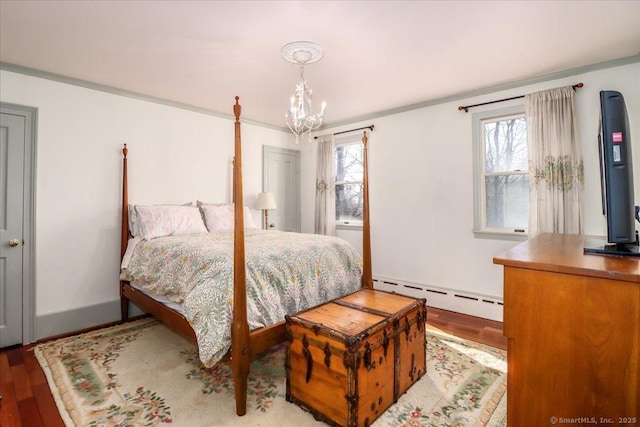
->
xmin=335 ymin=135 xmax=364 ymax=227
xmin=473 ymin=106 xmax=529 ymax=238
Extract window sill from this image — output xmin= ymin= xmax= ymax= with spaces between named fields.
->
xmin=473 ymin=229 xmax=528 ymax=242
xmin=336 ymin=223 xmax=363 ymax=231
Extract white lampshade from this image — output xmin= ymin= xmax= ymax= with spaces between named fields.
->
xmin=255 ymin=192 xmax=277 ymax=210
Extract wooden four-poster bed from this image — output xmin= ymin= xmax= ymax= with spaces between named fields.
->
xmin=119 ymin=97 xmax=373 ymax=416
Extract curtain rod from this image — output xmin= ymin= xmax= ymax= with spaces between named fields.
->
xmin=313 ymin=124 xmax=375 ymax=139
xmin=458 ymin=83 xmax=584 ymax=113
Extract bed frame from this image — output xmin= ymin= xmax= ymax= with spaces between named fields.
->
xmin=119 ymin=97 xmax=373 ymax=416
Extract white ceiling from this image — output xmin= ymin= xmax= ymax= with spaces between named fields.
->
xmin=1 ymin=1 xmax=639 ymax=129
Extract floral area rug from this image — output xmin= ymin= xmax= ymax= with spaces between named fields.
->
xmin=34 ymin=317 xmax=506 ymax=426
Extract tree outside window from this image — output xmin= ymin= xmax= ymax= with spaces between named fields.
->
xmin=335 ymin=142 xmax=363 ymax=223
xmin=483 ymin=115 xmax=529 ymax=229
xmin=474 ymin=107 xmax=529 ymax=238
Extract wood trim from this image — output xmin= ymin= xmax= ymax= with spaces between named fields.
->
xmin=120 ymin=144 xmax=130 ymax=322
xmin=120 ymin=280 xmax=285 ymax=360
xmin=248 ymin=322 xmax=286 ymax=357
xmin=362 ymin=131 xmax=373 ymax=288
xmin=231 ymin=97 xmax=251 ymax=416
xmin=120 ymin=144 xmax=129 ymax=260
xmin=494 ymin=233 xmax=640 ymax=282
xmin=121 ymin=282 xmax=197 ymax=342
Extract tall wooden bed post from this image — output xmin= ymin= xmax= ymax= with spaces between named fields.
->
xmin=231 ymin=97 xmax=251 ymax=416
xmin=362 ymin=130 xmax=373 ymax=288
xmin=120 ymin=144 xmax=130 ymax=321
xmin=117 ymin=98 xmax=373 ymax=417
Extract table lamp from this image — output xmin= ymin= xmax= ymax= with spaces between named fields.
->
xmin=255 ymin=192 xmax=278 ymax=229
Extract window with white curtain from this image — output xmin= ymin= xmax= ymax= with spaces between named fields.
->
xmin=334 ymin=134 xmax=363 ymax=228
xmin=473 ymin=106 xmax=529 ymax=238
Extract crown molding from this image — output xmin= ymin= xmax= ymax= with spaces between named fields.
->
xmin=3 ymin=52 xmax=639 ymax=132
xmin=0 ymin=62 xmax=286 ymax=132
xmin=325 ymin=53 xmax=640 ymax=129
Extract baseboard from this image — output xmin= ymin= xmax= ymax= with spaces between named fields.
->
xmin=35 ymin=279 xmax=503 ymax=341
xmin=35 ymin=300 xmax=145 ymax=341
xmin=373 ymin=276 xmax=503 ymax=322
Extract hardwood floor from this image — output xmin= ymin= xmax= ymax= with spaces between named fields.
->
xmin=0 ymin=343 xmax=65 ymax=427
xmin=0 ymin=307 xmax=506 ymax=427
xmin=427 ymin=307 xmax=507 ymax=351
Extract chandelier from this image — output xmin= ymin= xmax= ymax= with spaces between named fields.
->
xmin=282 ymin=41 xmax=326 ymax=142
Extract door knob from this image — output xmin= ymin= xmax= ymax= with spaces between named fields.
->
xmin=8 ymin=239 xmax=20 ymax=247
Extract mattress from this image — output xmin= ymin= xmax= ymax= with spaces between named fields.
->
xmin=129 ymin=281 xmax=184 ymax=314
xmin=120 ymin=229 xmax=363 ymax=366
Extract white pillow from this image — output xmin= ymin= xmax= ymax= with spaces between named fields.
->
xmin=135 ymin=205 xmax=207 ymax=240
xmin=200 ymin=204 xmax=258 ymax=232
xmin=128 ymin=202 xmax=193 ymax=237
xmin=128 ymin=204 xmax=142 ymax=237
xmin=200 ymin=204 xmax=233 ymax=232
xmin=197 ymin=200 xmax=221 ymax=208
xmin=243 ymin=206 xmax=258 ymax=229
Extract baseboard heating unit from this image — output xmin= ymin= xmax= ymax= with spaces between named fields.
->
xmin=373 ymin=276 xmax=503 ymax=322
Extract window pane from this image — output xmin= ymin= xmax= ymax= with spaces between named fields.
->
xmin=336 ymin=183 xmax=363 ymax=221
xmin=335 ymin=144 xmax=363 ymax=183
xmin=485 ymin=174 xmax=529 ymax=228
xmin=484 ymin=117 xmax=528 ymax=173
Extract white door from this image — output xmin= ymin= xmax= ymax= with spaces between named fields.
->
xmin=263 ymin=146 xmax=301 ymax=232
xmin=0 ymin=111 xmax=26 ymax=347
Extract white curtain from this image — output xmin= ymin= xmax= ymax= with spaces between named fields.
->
xmin=526 ymin=86 xmax=584 ymax=236
xmin=315 ymin=135 xmax=336 ymax=236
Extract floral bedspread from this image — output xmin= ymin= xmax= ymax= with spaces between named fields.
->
xmin=120 ymin=229 xmax=362 ymax=366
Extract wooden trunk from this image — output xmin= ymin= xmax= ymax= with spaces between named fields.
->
xmin=285 ymin=289 xmax=427 ymax=427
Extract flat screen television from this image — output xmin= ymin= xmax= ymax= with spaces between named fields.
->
xmin=585 ymin=90 xmax=639 ymax=256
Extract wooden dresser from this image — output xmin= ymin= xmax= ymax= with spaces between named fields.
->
xmin=494 ymin=233 xmax=639 ymax=426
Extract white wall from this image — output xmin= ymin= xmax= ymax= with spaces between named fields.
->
xmin=305 ymin=61 xmax=640 ymax=311
xmin=2 ymin=60 xmax=638 ymax=329
xmin=0 ymin=70 xmax=297 ymax=320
